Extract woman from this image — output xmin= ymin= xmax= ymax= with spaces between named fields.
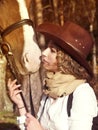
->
xmin=8 ymin=21 xmax=98 ymax=130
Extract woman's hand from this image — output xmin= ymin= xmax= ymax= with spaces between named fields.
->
xmin=25 ymin=113 xmax=44 ymax=130
xmin=7 ymin=78 xmax=24 ymax=108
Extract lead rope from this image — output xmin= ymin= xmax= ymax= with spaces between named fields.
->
xmin=29 ymin=74 xmax=36 ymax=117
xmin=38 ymin=95 xmax=48 ymax=122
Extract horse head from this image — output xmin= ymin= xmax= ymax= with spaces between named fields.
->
xmin=0 ymin=0 xmax=41 ymax=76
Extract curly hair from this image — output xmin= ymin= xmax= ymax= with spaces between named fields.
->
xmin=57 ymin=49 xmax=89 ymax=79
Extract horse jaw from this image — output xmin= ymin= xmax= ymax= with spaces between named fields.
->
xmin=16 ymin=0 xmax=41 ymax=74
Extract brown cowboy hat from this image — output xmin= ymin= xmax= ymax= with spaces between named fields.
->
xmin=36 ymin=21 xmax=94 ymax=77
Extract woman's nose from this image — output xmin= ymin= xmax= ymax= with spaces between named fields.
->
xmin=42 ymin=48 xmax=49 ymax=56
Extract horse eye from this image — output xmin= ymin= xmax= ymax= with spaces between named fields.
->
xmin=1 ymin=43 xmax=12 ymax=55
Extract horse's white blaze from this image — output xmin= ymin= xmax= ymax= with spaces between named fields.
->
xmin=16 ymin=0 xmax=41 ymax=73
xmin=17 ymin=0 xmax=29 ymax=18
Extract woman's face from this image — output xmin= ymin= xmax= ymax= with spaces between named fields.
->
xmin=41 ymin=42 xmax=58 ymax=72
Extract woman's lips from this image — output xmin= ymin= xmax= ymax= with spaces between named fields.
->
xmin=42 ymin=58 xmax=49 ymax=65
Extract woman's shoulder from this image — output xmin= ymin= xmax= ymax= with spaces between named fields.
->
xmin=73 ymin=83 xmax=97 ymax=105
xmin=72 ymin=83 xmax=97 ymax=116
xmin=74 ymin=82 xmax=95 ymax=95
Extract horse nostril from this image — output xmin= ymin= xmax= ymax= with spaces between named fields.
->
xmin=24 ymin=53 xmax=29 ymax=62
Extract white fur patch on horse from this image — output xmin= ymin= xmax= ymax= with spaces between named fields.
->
xmin=16 ymin=0 xmax=41 ymax=73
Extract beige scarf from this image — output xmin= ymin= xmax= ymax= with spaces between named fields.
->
xmin=43 ymin=72 xmax=86 ymax=99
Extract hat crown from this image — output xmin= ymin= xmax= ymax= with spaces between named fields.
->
xmin=60 ymin=22 xmax=93 ymax=59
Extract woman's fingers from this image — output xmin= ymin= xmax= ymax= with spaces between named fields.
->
xmin=8 ymin=78 xmax=21 ymax=91
xmin=26 ymin=113 xmax=33 ymax=118
xmin=25 ymin=113 xmax=44 ymax=130
xmin=25 ymin=113 xmax=33 ymax=125
xmin=7 ymin=78 xmax=23 ymax=105
xmin=9 ymin=89 xmax=22 ymax=98
xmin=8 ymin=78 xmax=17 ymax=88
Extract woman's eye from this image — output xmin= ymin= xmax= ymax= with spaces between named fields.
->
xmin=51 ymin=48 xmax=57 ymax=53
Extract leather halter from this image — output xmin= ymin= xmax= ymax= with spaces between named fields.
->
xmin=1 ymin=19 xmax=34 ymax=37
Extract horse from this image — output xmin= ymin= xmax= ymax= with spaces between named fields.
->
xmin=0 ymin=0 xmax=42 ymax=116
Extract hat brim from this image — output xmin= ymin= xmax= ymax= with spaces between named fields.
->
xmin=37 ymin=24 xmax=93 ymax=77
